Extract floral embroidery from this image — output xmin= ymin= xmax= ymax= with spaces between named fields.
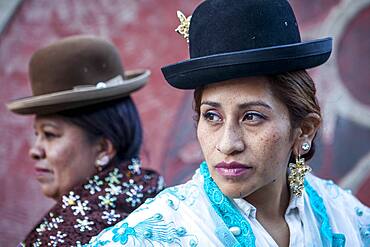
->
xmin=35 ymin=222 xmax=48 ymax=235
xmin=23 ymin=160 xmax=164 ymax=246
xmin=62 ymin=192 xmax=80 ymax=208
xmin=87 ymin=214 xmax=198 ymax=246
xmin=112 ymin=223 xmax=136 ymax=244
xmin=48 ymin=231 xmax=67 ymax=246
xmin=122 ymin=179 xmax=137 ymax=190
xmin=35 ymin=213 xmax=64 ymax=234
xmin=32 ymin=239 xmax=42 ymax=247
xmin=125 ymin=184 xmax=144 ymax=207
xmin=133 ymin=213 xmax=197 ymax=245
xmin=49 ymin=214 xmax=64 ymax=228
xmin=105 ymin=183 xmax=123 ymax=196
xmin=74 ymin=217 xmax=94 ymax=232
xmin=98 ymin=193 xmax=117 ymax=209
xmin=105 ymin=168 xmax=123 ymax=184
xmin=102 ymin=209 xmax=121 ymax=225
xmin=84 ymin=175 xmax=104 ymax=194
xmin=71 ymin=200 xmax=91 ymax=216
xmin=166 ymin=183 xmax=199 ymax=207
xmin=128 ymin=158 xmax=142 ymax=175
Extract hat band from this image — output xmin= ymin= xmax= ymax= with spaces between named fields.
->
xmin=73 ymin=75 xmax=125 ymax=91
xmin=189 ymin=38 xmax=331 ymax=70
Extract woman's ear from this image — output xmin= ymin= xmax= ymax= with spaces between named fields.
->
xmin=96 ymin=138 xmax=117 ymax=161
xmin=292 ymin=113 xmax=321 ymax=156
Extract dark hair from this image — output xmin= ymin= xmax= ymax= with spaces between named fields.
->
xmin=193 ymin=70 xmax=321 ymax=162
xmin=59 ymin=96 xmax=142 ymax=165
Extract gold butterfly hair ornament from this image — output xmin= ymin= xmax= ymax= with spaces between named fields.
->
xmin=175 ymin=10 xmax=192 ymax=43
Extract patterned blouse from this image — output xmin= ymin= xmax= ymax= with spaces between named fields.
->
xmin=86 ymin=162 xmax=369 ymax=247
xmin=20 ymin=158 xmax=164 ymax=246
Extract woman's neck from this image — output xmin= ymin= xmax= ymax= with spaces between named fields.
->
xmin=245 ymin=173 xmax=290 ymax=220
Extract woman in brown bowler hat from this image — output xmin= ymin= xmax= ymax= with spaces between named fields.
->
xmin=7 ymin=35 xmax=164 ymax=246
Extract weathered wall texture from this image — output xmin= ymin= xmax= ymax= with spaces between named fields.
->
xmin=0 ymin=0 xmax=369 ymax=245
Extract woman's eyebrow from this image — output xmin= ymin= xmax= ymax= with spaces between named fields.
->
xmin=201 ymin=100 xmax=272 ymax=110
xmin=200 ymin=101 xmax=220 ymax=108
xmin=40 ymin=122 xmax=59 ymax=129
xmin=238 ymin=101 xmax=272 ymax=110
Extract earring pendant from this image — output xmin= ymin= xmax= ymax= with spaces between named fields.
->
xmin=288 ymin=156 xmax=311 ymax=197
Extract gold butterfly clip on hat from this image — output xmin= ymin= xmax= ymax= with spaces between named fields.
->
xmin=175 ymin=10 xmax=191 ymax=43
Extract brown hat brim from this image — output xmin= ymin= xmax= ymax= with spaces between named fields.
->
xmin=7 ymin=70 xmax=150 ymax=115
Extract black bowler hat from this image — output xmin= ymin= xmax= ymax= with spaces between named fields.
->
xmin=161 ymin=0 xmax=332 ymax=89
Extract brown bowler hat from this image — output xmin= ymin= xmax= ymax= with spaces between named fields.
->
xmin=7 ymin=35 xmax=150 ymax=115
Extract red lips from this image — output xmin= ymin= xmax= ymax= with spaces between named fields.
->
xmin=34 ymin=167 xmax=53 ymax=178
xmin=215 ymin=161 xmax=251 ymax=169
xmin=35 ymin=167 xmax=51 ymax=173
xmin=215 ymin=161 xmax=252 ymax=177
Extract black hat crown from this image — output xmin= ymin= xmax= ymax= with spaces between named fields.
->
xmin=162 ymin=0 xmax=332 ymax=89
xmin=190 ymin=0 xmax=300 ymax=57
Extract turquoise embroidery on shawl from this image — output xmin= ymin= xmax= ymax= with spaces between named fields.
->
xmin=88 ymin=239 xmax=110 ymax=247
xmin=332 ymin=233 xmax=346 ymax=247
xmin=133 ymin=183 xmax=201 ymax=214
xmin=359 ymin=224 xmax=370 ymax=245
xmin=165 ymin=183 xmax=200 ymax=209
xmin=200 ymin=162 xmax=256 ymax=247
xmin=112 ymin=223 xmax=136 ymax=244
xmin=356 ymin=206 xmax=370 ymax=246
xmin=304 ymin=180 xmax=333 ymax=243
xmin=87 ymin=213 xmax=198 ymax=246
xmin=200 ymin=161 xmax=340 ymax=247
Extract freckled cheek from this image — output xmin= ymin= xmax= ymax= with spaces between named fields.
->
xmin=250 ymin=131 xmax=287 ymax=169
xmin=197 ymin=124 xmax=217 ymax=158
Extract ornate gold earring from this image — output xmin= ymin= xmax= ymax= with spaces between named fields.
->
xmin=288 ymin=154 xmax=311 ymax=197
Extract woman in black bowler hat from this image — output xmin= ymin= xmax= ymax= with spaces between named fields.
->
xmin=87 ymin=1 xmax=369 ymax=246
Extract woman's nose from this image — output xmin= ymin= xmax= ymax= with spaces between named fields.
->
xmin=216 ymin=124 xmax=245 ymax=155
xmin=29 ymin=141 xmax=45 ymax=160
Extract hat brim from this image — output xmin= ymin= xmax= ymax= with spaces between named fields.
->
xmin=7 ymin=70 xmax=150 ymax=115
xmin=161 ymin=38 xmax=332 ymax=89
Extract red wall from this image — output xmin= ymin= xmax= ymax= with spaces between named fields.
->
xmin=0 ymin=0 xmax=369 ymax=245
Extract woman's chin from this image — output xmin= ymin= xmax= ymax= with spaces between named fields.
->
xmin=40 ymin=184 xmax=58 ymax=200
xmin=217 ymin=183 xmax=249 ymax=199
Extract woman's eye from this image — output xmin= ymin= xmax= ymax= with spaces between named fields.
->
xmin=242 ymin=112 xmax=265 ymax=122
xmin=44 ymin=131 xmax=57 ymax=139
xmin=202 ymin=111 xmax=222 ymax=122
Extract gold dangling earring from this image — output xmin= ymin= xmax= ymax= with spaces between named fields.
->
xmin=288 ymin=153 xmax=312 ymax=197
